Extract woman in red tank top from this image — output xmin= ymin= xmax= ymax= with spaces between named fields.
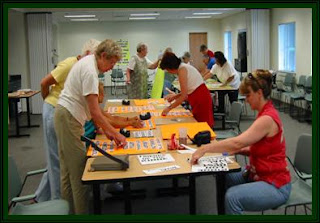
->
xmin=191 ymin=69 xmax=291 ymax=214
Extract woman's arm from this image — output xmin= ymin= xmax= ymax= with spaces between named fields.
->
xmin=86 ymin=94 xmax=127 ymax=146
xmin=148 ymin=59 xmax=161 ymax=69
xmin=221 ymin=75 xmax=234 ymax=86
xmin=162 ymin=68 xmax=188 ymax=115
xmin=191 ymin=115 xmax=276 ymax=164
xmin=102 ymin=111 xmax=143 ymax=128
xmin=202 ymin=69 xmax=212 ymax=80
xmin=40 ymin=74 xmax=57 ymax=99
xmin=126 ymin=68 xmax=132 ymax=84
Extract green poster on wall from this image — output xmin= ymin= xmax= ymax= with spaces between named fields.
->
xmin=116 ymin=39 xmax=130 ymax=65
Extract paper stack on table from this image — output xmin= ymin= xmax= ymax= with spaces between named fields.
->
xmin=143 ymin=165 xmax=180 ymax=175
xmin=137 ymin=153 xmax=175 ymax=165
xmin=192 ymin=156 xmax=229 ymax=172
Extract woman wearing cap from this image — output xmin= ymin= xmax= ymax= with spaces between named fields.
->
xmin=191 ymin=69 xmax=291 ymax=214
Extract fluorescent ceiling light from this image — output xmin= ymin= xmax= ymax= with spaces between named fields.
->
xmin=193 ymin=12 xmax=222 ymax=15
xmin=130 ymin=13 xmax=160 ymax=16
xmin=185 ymin=16 xmax=212 ymax=19
xmin=129 ymin=17 xmax=156 ymax=20
xmin=64 ymin=14 xmax=96 ymax=18
xmin=70 ymin=18 xmax=99 ymax=21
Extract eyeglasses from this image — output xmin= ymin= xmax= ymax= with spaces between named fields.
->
xmin=247 ymin=73 xmax=263 ymax=90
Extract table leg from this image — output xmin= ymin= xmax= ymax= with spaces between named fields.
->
xmin=123 ymin=181 xmax=132 ymax=214
xmin=189 ymin=175 xmax=196 ymax=215
xmin=156 ymin=177 xmax=189 ymax=196
xmin=9 ymin=99 xmax=29 ymax=138
xmin=93 ymin=184 xmax=101 ymax=214
xmin=216 ymin=173 xmax=226 ymax=215
xmin=20 ymin=97 xmax=40 ymax=128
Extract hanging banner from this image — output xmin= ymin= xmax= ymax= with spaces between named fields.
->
xmin=116 ymin=39 xmax=130 ymax=65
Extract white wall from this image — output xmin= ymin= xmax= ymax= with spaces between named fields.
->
xmin=8 ymin=8 xmax=312 ymax=88
xmin=8 ymin=10 xmax=29 ymax=112
xmin=220 ymin=11 xmax=248 ymax=66
xmin=57 ymin=19 xmax=221 ymax=85
xmin=8 ymin=10 xmax=29 ymax=89
xmin=270 ymin=8 xmax=312 ymax=76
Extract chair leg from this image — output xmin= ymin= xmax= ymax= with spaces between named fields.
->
xmin=304 ymin=205 xmax=308 ymax=215
xmin=285 ymin=206 xmax=288 ymax=215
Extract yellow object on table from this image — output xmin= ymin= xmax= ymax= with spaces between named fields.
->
xmin=134 ymin=98 xmax=168 ymax=106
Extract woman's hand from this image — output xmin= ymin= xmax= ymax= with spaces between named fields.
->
xmin=161 ymin=106 xmax=171 ymax=116
xmin=130 ymin=116 xmax=144 ymax=128
xmin=190 ymin=147 xmax=207 ymax=165
xmin=104 ymin=130 xmax=127 ymax=147
xmin=164 ymin=93 xmax=176 ymax=103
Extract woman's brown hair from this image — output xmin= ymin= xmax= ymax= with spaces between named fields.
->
xmin=239 ymin=69 xmax=273 ymax=99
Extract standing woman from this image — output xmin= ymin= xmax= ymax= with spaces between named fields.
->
xmin=126 ymin=42 xmax=159 ymax=99
xmin=191 ymin=70 xmax=291 ymax=214
xmin=203 ymin=51 xmax=240 ymax=113
xmin=54 ymin=39 xmax=127 ymax=214
xmin=160 ymin=52 xmax=214 ymax=128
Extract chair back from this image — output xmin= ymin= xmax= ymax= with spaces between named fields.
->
xmin=304 ymin=76 xmax=312 ymax=93
xmin=297 ymin=75 xmax=307 ymax=87
xmin=276 ymin=71 xmax=295 ymax=91
xmin=111 ymin=69 xmax=124 ymax=79
xmin=294 ymin=133 xmax=312 ymax=175
xmin=8 ymin=156 xmax=22 ymax=203
xmin=228 ymin=101 xmax=243 ymax=125
xmin=282 ymin=73 xmax=295 ymax=92
xmin=295 ymin=75 xmax=307 ymax=94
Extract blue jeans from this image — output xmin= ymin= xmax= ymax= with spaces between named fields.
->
xmin=225 ymin=169 xmax=291 ymax=214
xmin=35 ymin=102 xmax=61 ymax=201
xmin=162 ymin=80 xmax=173 ymax=97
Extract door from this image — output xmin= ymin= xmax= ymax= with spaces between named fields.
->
xmin=189 ymin=33 xmax=207 ymax=72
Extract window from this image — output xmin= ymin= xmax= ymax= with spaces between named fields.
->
xmin=278 ymin=22 xmax=296 ymax=72
xmin=224 ymin=31 xmax=232 ymax=62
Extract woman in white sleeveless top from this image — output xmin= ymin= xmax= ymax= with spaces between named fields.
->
xmin=160 ymin=52 xmax=214 ymax=127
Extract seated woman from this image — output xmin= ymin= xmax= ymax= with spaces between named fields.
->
xmin=160 ymin=52 xmax=214 ymax=128
xmin=191 ymin=69 xmax=291 ymax=214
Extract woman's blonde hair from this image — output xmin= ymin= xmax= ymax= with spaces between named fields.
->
xmin=95 ymin=39 xmax=122 ymax=60
xmin=81 ymin=39 xmax=101 ymax=56
xmin=239 ymin=69 xmax=273 ymax=99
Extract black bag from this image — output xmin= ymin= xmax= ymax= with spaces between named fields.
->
xmin=191 ymin=131 xmax=211 ymax=147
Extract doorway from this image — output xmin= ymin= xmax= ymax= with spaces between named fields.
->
xmin=189 ymin=32 xmax=207 ymax=72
